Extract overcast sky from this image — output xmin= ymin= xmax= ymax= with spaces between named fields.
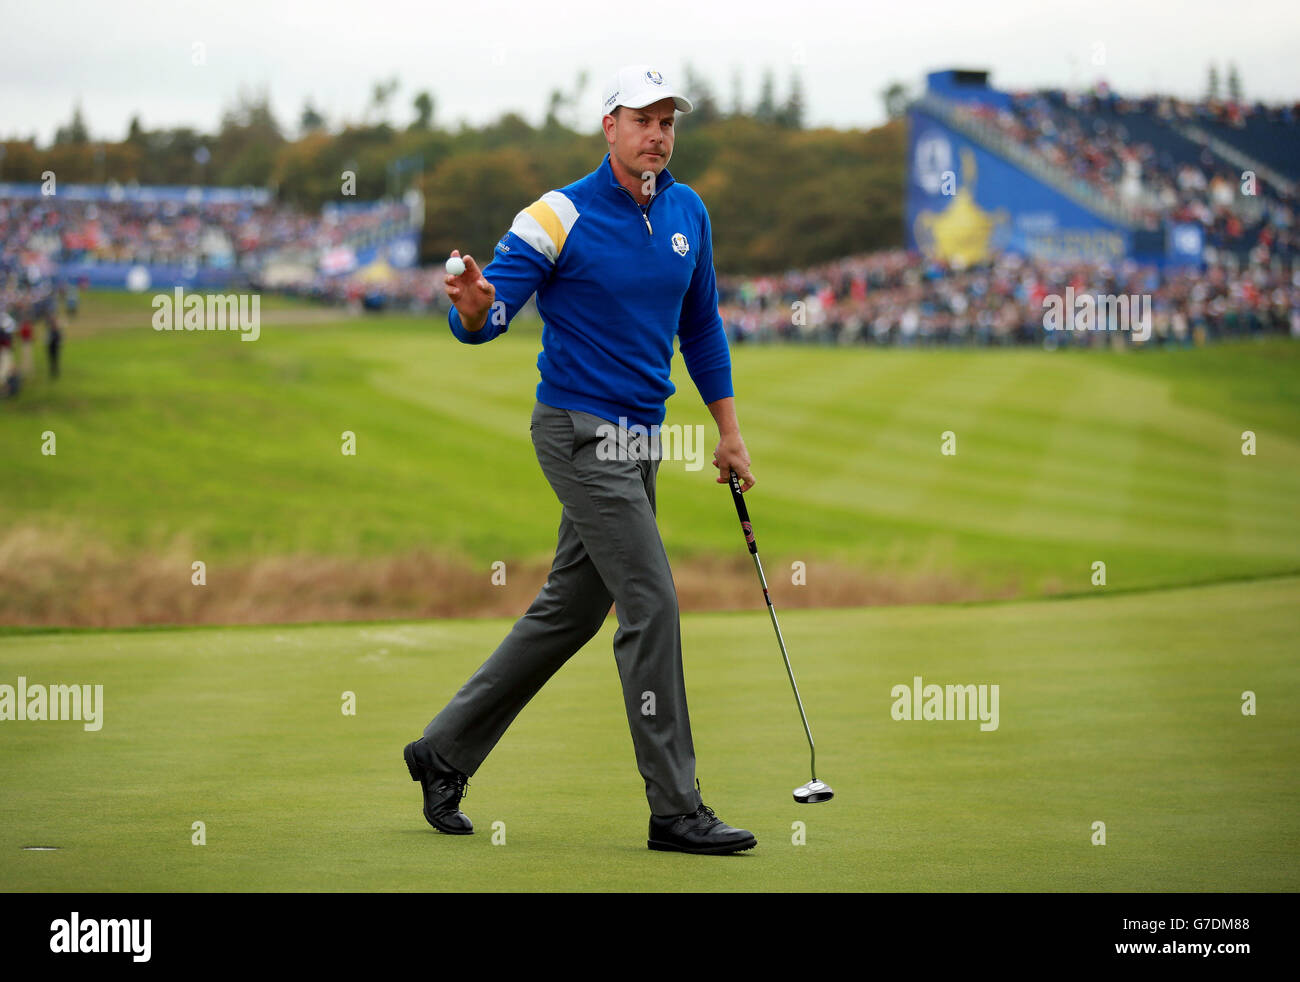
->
xmin=2 ymin=0 xmax=1298 ymax=145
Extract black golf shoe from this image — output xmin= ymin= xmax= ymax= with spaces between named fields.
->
xmin=404 ymin=738 xmax=473 ymax=835
xmin=648 ymin=800 xmax=757 ymax=855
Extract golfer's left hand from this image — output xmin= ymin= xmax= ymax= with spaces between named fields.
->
xmin=713 ymin=433 xmax=754 ymax=492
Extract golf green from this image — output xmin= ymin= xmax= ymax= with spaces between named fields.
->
xmin=2 ymin=575 xmax=1295 ymax=892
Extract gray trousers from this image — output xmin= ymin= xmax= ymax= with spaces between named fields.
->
xmin=423 ymin=400 xmax=702 ymax=817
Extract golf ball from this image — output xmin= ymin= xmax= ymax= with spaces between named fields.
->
xmin=445 ymin=256 xmax=466 ymax=276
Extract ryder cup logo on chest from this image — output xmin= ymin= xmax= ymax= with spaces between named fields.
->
xmin=671 ymin=233 xmax=690 ymax=256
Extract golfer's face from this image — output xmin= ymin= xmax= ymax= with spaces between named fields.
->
xmin=612 ymin=98 xmax=676 ymax=178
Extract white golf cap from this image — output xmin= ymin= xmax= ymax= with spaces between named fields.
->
xmin=601 ymin=65 xmax=694 ymax=120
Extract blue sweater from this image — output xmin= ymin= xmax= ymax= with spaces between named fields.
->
xmin=448 ymin=152 xmax=733 ymax=430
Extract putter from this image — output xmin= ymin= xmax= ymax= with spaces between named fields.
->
xmin=727 ymin=468 xmax=833 ymax=804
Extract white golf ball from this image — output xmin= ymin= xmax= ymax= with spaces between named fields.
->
xmin=445 ymin=256 xmax=466 ymax=276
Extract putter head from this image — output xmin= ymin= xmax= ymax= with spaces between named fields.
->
xmin=793 ymin=779 xmax=833 ymax=804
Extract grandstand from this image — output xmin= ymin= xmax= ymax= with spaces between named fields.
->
xmin=0 ymin=182 xmax=422 ymax=295
xmin=907 ymin=69 xmax=1296 ymax=267
xmin=707 ymin=69 xmax=1297 ymax=349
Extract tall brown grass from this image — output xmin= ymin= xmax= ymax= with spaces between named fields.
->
xmin=0 ymin=524 xmax=1011 ymax=628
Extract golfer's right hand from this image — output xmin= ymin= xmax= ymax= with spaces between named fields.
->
xmin=444 ymin=249 xmax=496 ymax=331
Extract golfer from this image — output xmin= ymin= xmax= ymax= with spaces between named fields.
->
xmin=405 ymin=65 xmax=758 ymax=855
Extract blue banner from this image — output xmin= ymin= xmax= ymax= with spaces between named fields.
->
xmin=53 ymin=262 xmax=243 ymax=290
xmin=0 ymin=183 xmax=270 ymax=205
xmin=906 ymin=108 xmax=1132 ymax=265
xmin=1166 ymin=223 xmax=1204 ymax=268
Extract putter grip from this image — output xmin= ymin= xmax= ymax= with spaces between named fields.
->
xmin=728 ymin=469 xmax=757 ymax=554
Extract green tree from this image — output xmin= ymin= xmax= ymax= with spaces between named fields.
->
xmin=300 ymin=100 xmax=326 ymax=134
xmin=881 ymin=81 xmax=910 ymax=120
xmin=213 ymin=87 xmax=284 ymax=186
xmin=776 ymin=71 xmax=805 ymax=129
xmin=544 ymin=88 xmax=566 ymax=129
xmin=135 ymin=127 xmax=206 ymax=183
xmin=728 ymin=68 xmax=744 ymax=118
xmin=754 ymin=70 xmax=777 ymax=124
xmin=368 ymin=77 xmax=400 ymax=125
xmin=543 ymin=70 xmax=589 ymax=132
xmin=273 ymin=132 xmax=342 ymax=206
xmin=54 ymin=102 xmax=90 ymax=145
xmin=423 ymin=147 xmax=547 ymax=260
xmin=0 ymin=141 xmax=40 ymax=181
xmin=681 ymin=63 xmax=721 ymax=126
xmin=411 ymin=91 xmax=435 ymax=131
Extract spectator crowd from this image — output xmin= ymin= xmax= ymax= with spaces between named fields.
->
xmin=0 ymin=194 xmax=415 ymax=275
xmin=718 ymin=250 xmax=1299 ymax=347
xmin=950 ymin=89 xmax=1297 ymax=262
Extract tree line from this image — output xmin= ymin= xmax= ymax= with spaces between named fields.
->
xmin=1 ymin=68 xmax=904 ymax=275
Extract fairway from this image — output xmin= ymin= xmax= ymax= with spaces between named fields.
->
xmin=3 ymin=292 xmax=1300 ymax=625
xmin=1 ymin=575 xmax=1296 ymax=892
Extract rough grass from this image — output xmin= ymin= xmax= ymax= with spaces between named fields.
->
xmin=0 ymin=523 xmax=1004 ymax=627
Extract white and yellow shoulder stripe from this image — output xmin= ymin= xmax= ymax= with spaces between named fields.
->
xmin=509 ymin=191 xmax=580 ymax=264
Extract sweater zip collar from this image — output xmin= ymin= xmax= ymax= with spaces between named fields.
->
xmin=601 ymin=152 xmax=673 ymax=235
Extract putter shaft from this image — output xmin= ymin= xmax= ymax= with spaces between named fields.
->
xmin=728 ymin=469 xmax=818 ymax=782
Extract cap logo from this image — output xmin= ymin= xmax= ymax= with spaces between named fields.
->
xmin=604 ymin=91 xmax=619 ymax=109
xmin=645 ymin=70 xmax=664 ymax=85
